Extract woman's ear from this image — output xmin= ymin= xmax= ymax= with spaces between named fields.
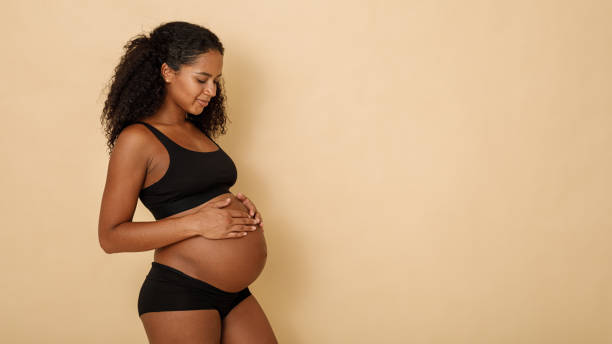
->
xmin=161 ymin=63 xmax=175 ymax=83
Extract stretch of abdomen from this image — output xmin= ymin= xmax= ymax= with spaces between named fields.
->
xmin=152 ymin=192 xmax=268 ymax=292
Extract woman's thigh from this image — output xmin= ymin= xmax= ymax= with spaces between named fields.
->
xmin=140 ymin=309 xmax=221 ymax=344
xmin=221 ymin=295 xmax=278 ymax=344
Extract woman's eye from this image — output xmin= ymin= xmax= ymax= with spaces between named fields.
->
xmin=197 ymin=78 xmax=220 ymax=84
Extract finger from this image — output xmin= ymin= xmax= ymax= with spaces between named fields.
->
xmin=227 ymin=209 xmax=251 ymax=218
xmin=254 ymin=211 xmax=263 ymax=227
xmin=232 ymin=224 xmax=257 ymax=232
xmin=234 ymin=193 xmax=258 ymax=217
xmin=241 ymin=199 xmax=255 ymax=217
xmin=233 ymin=217 xmax=260 ymax=225
xmin=242 ymin=198 xmax=257 ymax=217
xmin=213 ymin=197 xmax=232 ymax=208
xmin=229 ymin=231 xmax=249 ymax=238
xmin=234 ymin=194 xmax=254 ymax=215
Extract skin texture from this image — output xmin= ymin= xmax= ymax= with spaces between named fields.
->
xmin=99 ymin=50 xmax=277 ymax=343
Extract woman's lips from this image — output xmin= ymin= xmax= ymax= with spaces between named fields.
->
xmin=197 ymin=99 xmax=209 ymax=106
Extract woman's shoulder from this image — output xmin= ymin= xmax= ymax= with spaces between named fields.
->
xmin=120 ymin=121 xmax=160 ymax=140
xmin=112 ymin=122 xmax=156 ymax=158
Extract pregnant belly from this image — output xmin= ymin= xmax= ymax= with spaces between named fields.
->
xmin=153 ymin=192 xmax=268 ymax=292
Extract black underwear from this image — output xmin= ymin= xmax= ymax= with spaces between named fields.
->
xmin=138 ymin=262 xmax=251 ymax=319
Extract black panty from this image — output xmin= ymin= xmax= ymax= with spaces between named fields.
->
xmin=138 ymin=262 xmax=251 ymax=319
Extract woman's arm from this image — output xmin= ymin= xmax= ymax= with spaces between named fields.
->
xmin=98 ymin=124 xmax=198 ymax=254
xmin=100 ymin=216 xmax=197 ymax=254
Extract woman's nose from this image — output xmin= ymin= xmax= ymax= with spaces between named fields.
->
xmin=203 ymin=85 xmax=215 ymax=97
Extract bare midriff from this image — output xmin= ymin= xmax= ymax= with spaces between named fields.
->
xmin=153 ymin=192 xmax=267 ymax=293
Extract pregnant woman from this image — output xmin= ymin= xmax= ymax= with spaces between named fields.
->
xmin=97 ymin=21 xmax=277 ymax=343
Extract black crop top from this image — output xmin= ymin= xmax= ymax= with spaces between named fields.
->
xmin=134 ymin=121 xmax=237 ymax=220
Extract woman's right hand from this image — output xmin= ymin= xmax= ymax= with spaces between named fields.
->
xmin=187 ymin=197 xmax=260 ymax=239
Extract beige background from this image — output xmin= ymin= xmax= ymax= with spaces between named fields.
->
xmin=1 ymin=0 xmax=611 ymax=343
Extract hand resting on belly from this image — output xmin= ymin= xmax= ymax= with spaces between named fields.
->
xmin=165 ymin=193 xmax=261 ymax=239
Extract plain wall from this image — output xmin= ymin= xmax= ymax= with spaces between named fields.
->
xmin=1 ymin=0 xmax=611 ymax=342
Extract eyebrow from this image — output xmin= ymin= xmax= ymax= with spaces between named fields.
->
xmin=194 ymin=72 xmax=222 ymax=78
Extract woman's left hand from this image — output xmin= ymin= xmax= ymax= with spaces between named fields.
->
xmin=235 ymin=192 xmax=264 ymax=231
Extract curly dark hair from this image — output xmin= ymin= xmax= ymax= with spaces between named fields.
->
xmin=100 ymin=21 xmax=229 ymax=155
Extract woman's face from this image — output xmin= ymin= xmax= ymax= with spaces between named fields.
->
xmin=163 ymin=49 xmax=223 ymax=115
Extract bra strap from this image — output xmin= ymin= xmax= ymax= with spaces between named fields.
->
xmin=133 ymin=121 xmax=176 ymax=152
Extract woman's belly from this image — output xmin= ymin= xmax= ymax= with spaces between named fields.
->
xmin=153 ymin=192 xmax=267 ymax=292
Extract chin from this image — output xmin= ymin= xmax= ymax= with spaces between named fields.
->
xmin=191 ymin=108 xmax=205 ymax=115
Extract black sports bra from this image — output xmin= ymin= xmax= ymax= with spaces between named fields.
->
xmin=134 ymin=121 xmax=237 ymax=220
